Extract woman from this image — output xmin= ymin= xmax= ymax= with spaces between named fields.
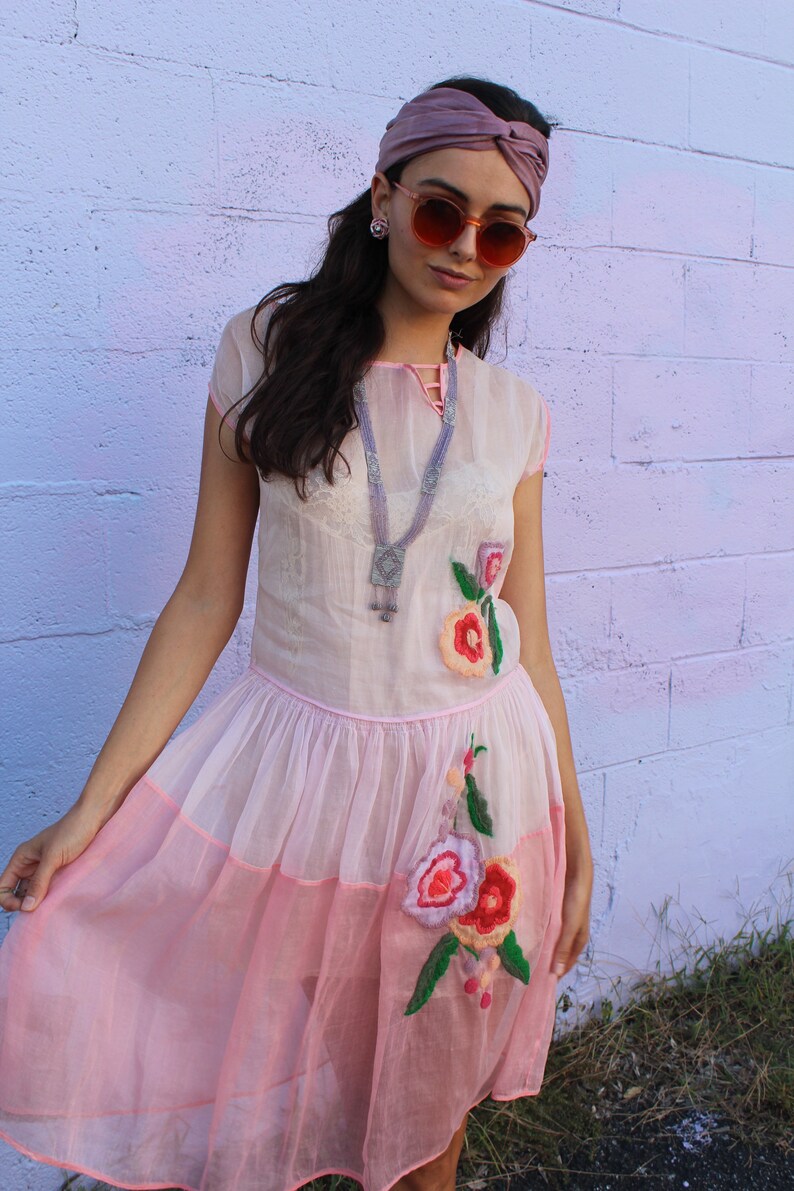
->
xmin=0 ymin=76 xmax=593 ymax=1191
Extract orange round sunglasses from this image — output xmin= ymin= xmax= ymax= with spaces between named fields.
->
xmin=391 ymin=180 xmax=537 ymax=267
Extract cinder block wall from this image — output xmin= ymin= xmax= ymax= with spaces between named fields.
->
xmin=1 ymin=1 xmax=792 ymax=1185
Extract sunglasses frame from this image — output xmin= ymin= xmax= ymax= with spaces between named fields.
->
xmin=389 ymin=180 xmax=537 ymax=267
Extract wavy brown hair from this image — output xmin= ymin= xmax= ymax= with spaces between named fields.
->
xmin=221 ymin=76 xmax=556 ymax=498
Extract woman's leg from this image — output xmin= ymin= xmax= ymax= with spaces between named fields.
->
xmin=390 ymin=1109 xmax=469 ymax=1191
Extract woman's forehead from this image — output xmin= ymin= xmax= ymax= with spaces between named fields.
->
xmin=402 ymin=146 xmax=531 ymax=213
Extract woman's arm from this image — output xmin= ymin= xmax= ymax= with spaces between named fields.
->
xmin=499 ymin=466 xmax=594 ymax=977
xmin=74 ymin=401 xmax=261 ymax=829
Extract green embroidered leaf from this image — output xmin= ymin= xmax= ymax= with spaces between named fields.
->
xmin=497 ymin=929 xmax=530 ymax=984
xmin=486 ymin=599 xmax=504 ymax=674
xmin=451 ymin=560 xmax=480 ymax=601
xmin=405 ymin=932 xmax=460 ymax=1016
xmin=465 ymin=772 xmax=494 ymax=837
xmin=462 ymin=943 xmax=479 ymax=957
xmin=473 ymin=744 xmax=488 ymax=757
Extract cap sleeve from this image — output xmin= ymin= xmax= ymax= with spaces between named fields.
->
xmin=208 ymin=313 xmax=245 ymax=430
xmin=208 ymin=304 xmax=272 ymax=434
xmin=518 ymin=382 xmax=552 ymax=481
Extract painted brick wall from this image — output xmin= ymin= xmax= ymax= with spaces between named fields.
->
xmin=1 ymin=2 xmax=792 ymax=1185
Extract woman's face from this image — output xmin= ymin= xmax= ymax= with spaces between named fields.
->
xmin=371 ymin=145 xmax=532 ymax=319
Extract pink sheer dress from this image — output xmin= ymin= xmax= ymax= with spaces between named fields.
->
xmin=0 ymin=303 xmax=564 ymax=1191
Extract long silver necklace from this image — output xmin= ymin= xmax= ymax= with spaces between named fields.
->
xmin=353 ymin=334 xmax=459 ymax=622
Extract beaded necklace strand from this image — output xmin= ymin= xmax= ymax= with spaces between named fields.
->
xmin=353 ymin=335 xmax=459 ymax=622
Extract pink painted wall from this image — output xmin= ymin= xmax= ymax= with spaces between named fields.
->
xmin=1 ymin=3 xmax=792 ymax=1181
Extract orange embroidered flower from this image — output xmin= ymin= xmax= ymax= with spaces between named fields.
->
xmin=445 ymin=767 xmax=466 ymax=796
xmin=439 ymin=604 xmax=493 ymax=677
xmin=449 ymin=855 xmax=522 ymax=951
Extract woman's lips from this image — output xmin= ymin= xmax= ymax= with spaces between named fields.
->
xmin=429 ymin=265 xmax=475 ymax=290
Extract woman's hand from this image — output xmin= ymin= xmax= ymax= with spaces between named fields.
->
xmin=0 ymin=803 xmax=106 ymax=914
xmin=550 ymin=847 xmax=594 ymax=979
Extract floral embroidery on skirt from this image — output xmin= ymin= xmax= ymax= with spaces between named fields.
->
xmin=400 ymin=731 xmax=531 ymax=1014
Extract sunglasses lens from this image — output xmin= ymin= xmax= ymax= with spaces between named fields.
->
xmin=479 ymin=222 xmax=527 ymax=267
xmin=413 ymin=197 xmax=464 ymax=246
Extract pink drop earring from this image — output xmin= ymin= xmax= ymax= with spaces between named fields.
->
xmin=370 ymin=217 xmax=389 ymax=239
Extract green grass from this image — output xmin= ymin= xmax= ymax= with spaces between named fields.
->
xmin=62 ymin=868 xmax=793 ymax=1191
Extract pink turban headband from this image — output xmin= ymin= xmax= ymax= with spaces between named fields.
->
xmin=375 ymin=87 xmax=550 ymax=220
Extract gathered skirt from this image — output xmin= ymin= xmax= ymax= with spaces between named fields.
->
xmin=0 ymin=660 xmax=566 ymax=1191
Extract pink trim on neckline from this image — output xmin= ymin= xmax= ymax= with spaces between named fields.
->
xmin=369 ymin=341 xmax=464 ymax=368
xmin=368 ymin=343 xmax=463 ymax=415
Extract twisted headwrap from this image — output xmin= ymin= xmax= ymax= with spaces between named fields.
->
xmin=375 ymin=87 xmax=550 ymax=220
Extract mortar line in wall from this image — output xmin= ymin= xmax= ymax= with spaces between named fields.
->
xmin=0 ymin=621 xmax=158 ymax=647
xmin=576 ymin=720 xmax=791 ymax=776
xmin=686 ymin=45 xmax=691 ymax=150
xmin=559 ymin=337 xmax=793 ymax=359
xmin=0 ymin=482 xmax=146 ymax=498
xmin=522 ymin=1 xmax=794 ymax=68
xmin=100 ymin=507 xmax=110 ymax=621
xmin=624 ymin=637 xmax=794 ymax=666
xmin=545 ymin=551 xmax=794 ymax=580
xmin=540 ymin=125 xmax=794 ymax=172
xmin=738 ymin=556 xmax=749 ymax=648
xmin=614 ymin=352 xmax=619 ymax=464
xmin=666 ymin=669 xmax=672 ymax=748
xmin=749 ymin=171 xmax=758 ymax=260
xmin=208 ymin=68 xmax=220 ymax=210
xmin=610 ymin=454 xmax=794 ymax=466
xmin=559 ymin=639 xmax=792 ymax=684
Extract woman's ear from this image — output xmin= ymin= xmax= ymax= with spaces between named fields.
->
xmin=370 ymin=171 xmax=392 ymax=222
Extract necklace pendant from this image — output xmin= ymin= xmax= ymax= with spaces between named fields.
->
xmin=371 ymin=545 xmax=403 ymax=623
xmin=372 ymin=543 xmax=406 ymax=588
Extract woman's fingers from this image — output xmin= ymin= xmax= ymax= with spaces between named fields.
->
xmin=1 ymin=805 xmax=104 ymax=914
xmin=0 ymin=863 xmax=35 ymax=911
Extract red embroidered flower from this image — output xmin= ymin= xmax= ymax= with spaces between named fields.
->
xmin=449 ymin=855 xmax=522 ymax=951
xmin=439 ymin=605 xmax=493 ymax=678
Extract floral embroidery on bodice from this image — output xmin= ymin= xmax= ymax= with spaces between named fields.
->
xmin=208 ymin=305 xmax=551 ymax=715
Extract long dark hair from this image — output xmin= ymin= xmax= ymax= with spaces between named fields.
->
xmin=222 ymin=76 xmax=557 ymax=498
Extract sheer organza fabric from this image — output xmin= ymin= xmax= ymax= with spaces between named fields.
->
xmin=207 ymin=306 xmax=551 ymax=715
xmin=0 ymin=306 xmax=563 ymax=1191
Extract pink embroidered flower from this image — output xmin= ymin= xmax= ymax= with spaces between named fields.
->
xmin=439 ymin=605 xmax=493 ymax=678
xmin=477 ymin=541 xmax=505 ymax=591
xmin=449 ymin=855 xmax=522 ymax=951
xmin=402 ymin=830 xmax=485 ymax=929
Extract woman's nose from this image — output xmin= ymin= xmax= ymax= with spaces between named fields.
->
xmin=448 ymin=220 xmax=479 ymax=260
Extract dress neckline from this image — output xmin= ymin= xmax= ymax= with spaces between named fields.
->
xmin=367 ymin=343 xmax=463 ymax=416
xmin=369 ymin=341 xmax=464 ymax=369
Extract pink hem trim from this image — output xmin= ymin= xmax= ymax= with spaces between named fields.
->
xmin=0 ymin=1082 xmax=544 ymax=1191
xmin=141 ymin=773 xmax=561 ymax=883
xmin=246 ymin=657 xmax=521 ymax=719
